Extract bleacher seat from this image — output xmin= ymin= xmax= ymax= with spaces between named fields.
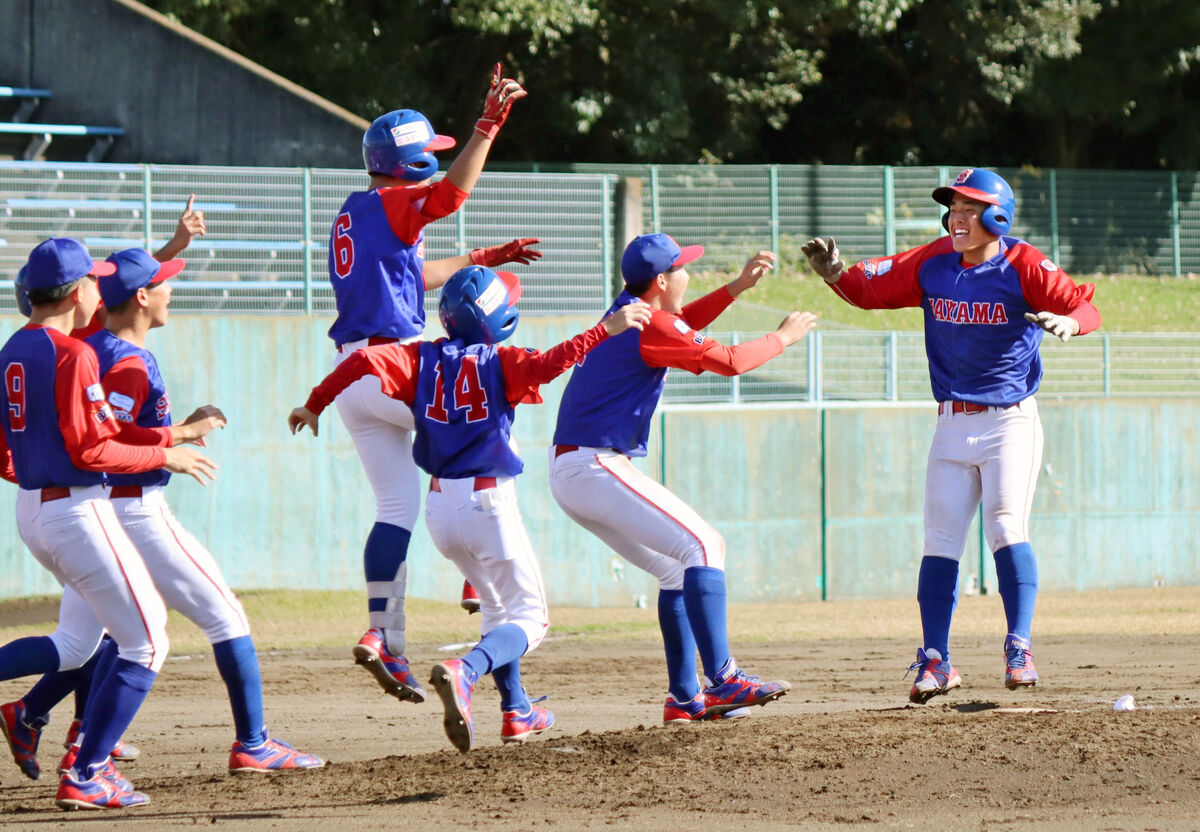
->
xmin=0 ymin=86 xmax=52 ymax=122
xmin=0 ymin=123 xmax=125 ymax=163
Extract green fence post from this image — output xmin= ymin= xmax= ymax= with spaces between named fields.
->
xmin=1050 ymin=168 xmax=1060 ymax=265
xmin=302 ymin=167 xmax=313 ymax=315
xmin=769 ymin=165 xmax=780 ymax=257
xmin=142 ymin=164 xmax=153 ymax=250
xmin=883 ymin=166 xmax=896 ymax=255
xmin=809 ymin=330 xmax=821 ymax=402
xmin=1103 ymin=333 xmax=1111 ymax=396
xmin=819 ymin=405 xmax=828 ymax=601
xmin=887 ymin=330 xmax=898 ymax=401
xmin=456 ymin=203 xmax=467 ymax=256
xmin=650 ymin=165 xmax=661 ymax=232
xmin=602 ymin=176 xmax=613 ymax=306
xmin=1171 ymin=171 xmax=1182 ymax=279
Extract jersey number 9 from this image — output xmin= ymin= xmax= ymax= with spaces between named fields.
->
xmin=5 ymin=362 xmax=26 ymax=431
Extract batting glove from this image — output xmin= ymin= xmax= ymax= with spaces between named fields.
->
xmin=1024 ymin=311 xmax=1081 ymax=342
xmin=470 ymin=238 xmax=542 ymax=268
xmin=475 ymin=63 xmax=527 ymax=140
xmin=801 ymin=236 xmax=845 ymax=284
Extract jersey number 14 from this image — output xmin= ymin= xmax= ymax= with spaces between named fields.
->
xmin=424 ymin=356 xmax=489 ymax=424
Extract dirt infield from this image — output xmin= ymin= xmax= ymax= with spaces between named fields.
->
xmin=1 ymin=593 xmax=1199 ymax=830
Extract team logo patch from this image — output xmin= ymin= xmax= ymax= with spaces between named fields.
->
xmin=877 ymin=259 xmax=893 ymax=276
xmin=108 ymin=391 xmax=135 ymax=422
xmin=693 ymin=333 xmax=704 ymax=345
xmin=954 ymin=168 xmax=974 ymax=184
xmin=474 ymin=278 xmax=506 ymax=315
xmin=156 ymin=393 xmax=170 ymax=421
xmin=1040 ymin=258 xmax=1058 ymax=272
xmin=95 ymin=405 xmax=111 ymax=423
xmin=85 ymin=383 xmax=104 ymax=402
xmin=390 ymin=121 xmax=431 ymax=148
xmin=673 ymin=319 xmax=690 ymax=335
xmin=861 ymin=260 xmax=876 ymax=279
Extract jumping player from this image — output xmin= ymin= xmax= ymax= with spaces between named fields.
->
xmin=328 ymin=63 xmax=537 ymax=703
xmin=2 ymin=248 xmax=324 ymax=783
xmin=291 ymin=266 xmax=651 ymax=752
xmin=0 ymin=238 xmax=214 ymax=809
xmin=549 ymin=233 xmax=816 ymax=723
xmin=802 ymin=167 xmax=1101 ymax=703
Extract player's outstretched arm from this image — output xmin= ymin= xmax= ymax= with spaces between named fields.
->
xmin=1024 ymin=311 xmax=1081 ymax=342
xmin=289 ymin=407 xmax=321 ymax=437
xmin=424 ymin=239 xmax=542 ymax=292
xmin=153 ymin=194 xmax=206 ymax=261
xmin=726 ymin=251 xmax=776 ymax=297
xmin=801 ymin=237 xmax=845 ymax=284
xmin=444 ymin=63 xmax=527 ymax=195
xmin=162 ymin=445 xmax=217 ymax=485
xmin=172 ymin=405 xmax=227 ymax=446
xmin=773 ymin=311 xmax=819 ymax=347
xmin=602 ymin=301 xmax=652 ymax=336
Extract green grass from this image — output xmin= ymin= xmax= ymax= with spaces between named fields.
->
xmin=688 ymin=262 xmax=1200 ymax=333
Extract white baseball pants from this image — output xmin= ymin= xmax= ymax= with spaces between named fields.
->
xmin=424 ymin=476 xmax=549 ymax=649
xmin=548 ymin=447 xmax=726 ymax=592
xmin=924 ymin=397 xmax=1045 ymax=560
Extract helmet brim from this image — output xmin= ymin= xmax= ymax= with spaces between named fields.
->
xmin=496 ymin=270 xmax=522 ymax=304
xmin=426 ymin=134 xmax=456 ymax=152
xmin=932 ymin=185 xmax=1002 ymax=208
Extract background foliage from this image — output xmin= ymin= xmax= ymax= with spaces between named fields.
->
xmin=146 ymin=0 xmax=1200 ymax=170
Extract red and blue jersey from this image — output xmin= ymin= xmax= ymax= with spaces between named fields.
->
xmin=86 ymin=329 xmax=173 ymax=488
xmin=0 ymin=325 xmax=166 ymax=489
xmin=830 ymin=235 xmax=1100 ymax=405
xmin=553 ymin=288 xmax=784 ymax=457
xmin=326 ymin=181 xmax=468 ymax=347
xmin=303 ymin=323 xmax=614 ymax=478
xmin=412 ymin=340 xmax=522 ymax=479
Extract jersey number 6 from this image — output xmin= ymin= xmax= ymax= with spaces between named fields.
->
xmin=425 ymin=356 xmax=489 ymax=424
xmin=333 ymin=213 xmax=355 ymax=279
xmin=5 ymin=363 xmax=26 ymax=431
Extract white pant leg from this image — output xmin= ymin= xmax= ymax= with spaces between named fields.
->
xmin=425 ymin=478 xmax=549 ymax=650
xmin=923 ymin=412 xmax=984 ymax=561
xmin=48 ymin=587 xmax=106 ymax=671
xmin=549 ymin=448 xmax=723 ymax=590
xmin=333 ymin=344 xmax=422 ymax=530
xmin=975 ymin=398 xmax=1044 ymax=551
xmin=114 ymin=486 xmax=251 ymax=644
xmin=17 ymin=487 xmax=169 ymax=672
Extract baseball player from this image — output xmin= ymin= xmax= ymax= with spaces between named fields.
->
xmin=2 ymin=247 xmax=324 ymax=783
xmin=328 ymin=63 xmax=538 ymax=703
xmin=549 ymin=233 xmax=816 ymax=723
xmin=802 ymin=168 xmax=1101 ymax=703
xmin=291 ymin=265 xmax=652 ymax=752
xmin=0 ymin=238 xmax=214 ymax=810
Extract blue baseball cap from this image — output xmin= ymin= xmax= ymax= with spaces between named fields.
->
xmin=99 ymin=248 xmax=185 ymax=308
xmin=23 ymin=238 xmax=116 ymax=291
xmin=620 ymin=233 xmax=704 ymax=285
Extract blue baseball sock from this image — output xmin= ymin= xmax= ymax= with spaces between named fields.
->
xmin=994 ymin=543 xmax=1038 ymax=641
xmin=73 ymin=659 xmax=156 ymax=780
xmin=364 ymin=522 xmax=411 ymax=653
xmin=461 ymin=623 xmax=528 ymax=686
xmin=917 ymin=556 xmax=959 ymax=660
xmin=658 ymin=589 xmax=699 ymax=701
xmin=21 ymin=646 xmax=106 ymax=727
xmin=492 ymin=659 xmax=530 ymax=713
xmin=682 ymin=566 xmax=730 ymax=683
xmin=73 ymin=637 xmax=117 ymax=721
xmin=212 ymin=636 xmax=267 ymax=746
xmin=0 ymin=636 xmax=60 ymax=683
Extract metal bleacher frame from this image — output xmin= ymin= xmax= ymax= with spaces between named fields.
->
xmin=1 ymin=85 xmax=123 ymax=162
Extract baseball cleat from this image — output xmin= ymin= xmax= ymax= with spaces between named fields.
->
xmin=353 ymin=628 xmax=426 ymax=703
xmin=1 ymin=700 xmax=43 ymax=780
xmin=907 ymin=647 xmax=962 ymax=704
xmin=663 ymin=692 xmax=754 ymax=724
xmin=1003 ymin=634 xmax=1039 ymax=690
xmin=55 ymin=768 xmax=148 ymax=811
xmin=460 ymin=580 xmax=481 ymax=614
xmin=501 ymin=703 xmax=555 ymax=743
xmin=110 ymin=738 xmax=140 ymax=762
xmin=228 ymin=733 xmax=326 ymax=773
xmin=63 ymin=719 xmax=81 ymax=749
xmin=430 ymin=659 xmax=475 ymax=753
xmin=701 ymin=658 xmax=790 ymax=717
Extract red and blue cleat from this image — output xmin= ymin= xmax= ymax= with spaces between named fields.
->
xmin=55 ymin=767 xmax=148 ymax=811
xmin=460 ymin=581 xmax=481 ymax=614
xmin=701 ymin=658 xmax=790 ymax=717
xmin=907 ymin=647 xmax=962 ymax=704
xmin=501 ymin=703 xmax=555 ymax=744
xmin=228 ymin=733 xmax=325 ymax=772
xmin=663 ymin=692 xmax=752 ymax=724
xmin=1003 ymin=634 xmax=1039 ymax=690
xmin=431 ymin=659 xmax=475 ymax=753
xmin=1 ymin=700 xmax=43 ymax=780
xmin=353 ymin=628 xmax=426 ymax=703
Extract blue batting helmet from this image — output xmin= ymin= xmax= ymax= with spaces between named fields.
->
xmin=362 ymin=109 xmax=456 ymax=181
xmin=439 ymin=266 xmax=522 ymax=346
xmin=933 ymin=168 xmax=1016 ymax=235
xmin=13 ymin=265 xmax=32 ymax=317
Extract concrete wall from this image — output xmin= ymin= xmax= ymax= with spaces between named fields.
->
xmin=0 ymin=0 xmax=365 ymax=167
xmin=1 ymin=315 xmax=1197 ymax=606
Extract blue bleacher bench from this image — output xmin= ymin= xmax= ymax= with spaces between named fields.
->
xmin=0 ymin=86 xmax=52 ymax=123
xmin=0 ymin=121 xmax=124 ymax=163
xmin=7 ymin=199 xmax=238 ymax=213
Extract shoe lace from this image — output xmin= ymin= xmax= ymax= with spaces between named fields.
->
xmin=1006 ymin=647 xmax=1030 ymax=668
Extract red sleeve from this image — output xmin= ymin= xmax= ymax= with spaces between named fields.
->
xmin=102 ymin=357 xmax=172 ymax=448
xmin=638 ymin=311 xmax=783 ymax=376
xmin=498 ymin=323 xmax=610 ymax=406
xmin=1010 ymin=244 xmax=1102 ymax=335
xmin=305 ymin=342 xmax=421 ymax=415
xmin=829 ymin=239 xmax=943 ymax=310
xmin=680 ymin=286 xmax=736 ymax=330
xmin=379 ymin=180 xmax=470 ymax=246
xmin=0 ymin=430 xmax=15 ymax=484
xmin=54 ymin=339 xmax=167 ymax=474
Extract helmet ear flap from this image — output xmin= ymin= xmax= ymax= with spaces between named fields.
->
xmin=941 ymin=212 xmax=950 ymax=233
xmin=981 ymin=204 xmax=1011 ymax=235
